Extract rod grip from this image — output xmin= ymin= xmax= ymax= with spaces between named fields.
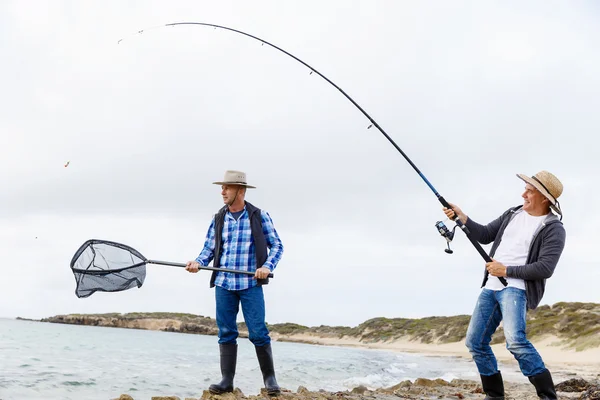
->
xmin=437 ymin=196 xmax=508 ymax=287
xmin=148 ymin=260 xmax=274 ymax=278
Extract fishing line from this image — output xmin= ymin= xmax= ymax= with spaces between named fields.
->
xmin=118 ymin=21 xmax=506 ymax=285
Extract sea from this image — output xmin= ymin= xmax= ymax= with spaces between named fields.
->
xmin=0 ymin=318 xmax=534 ymax=400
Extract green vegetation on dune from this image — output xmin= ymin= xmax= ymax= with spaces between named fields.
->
xmin=263 ymin=323 xmax=310 ymax=335
xmin=524 ymin=302 xmax=600 ymax=350
xmin=37 ymin=302 xmax=600 ymax=350
xmin=267 ymin=302 xmax=600 ymax=350
xmin=350 ymin=315 xmax=472 ymax=344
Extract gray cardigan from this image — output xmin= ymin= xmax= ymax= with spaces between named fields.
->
xmin=464 ymin=205 xmax=566 ymax=310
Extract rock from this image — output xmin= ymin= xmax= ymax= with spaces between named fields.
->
xmin=580 ymin=386 xmax=600 ymax=400
xmin=106 ymin=377 xmax=600 ymax=400
xmin=296 ymin=386 xmax=310 ymax=394
xmin=151 ymin=397 xmax=181 ymax=400
xmin=413 ymin=378 xmax=435 ymax=387
xmin=350 ymin=385 xmax=369 ymax=394
xmin=259 ymin=387 xmax=291 ymax=397
xmin=449 ymin=379 xmax=480 ymax=389
xmin=383 ymin=380 xmax=412 ymax=393
xmin=556 ymin=378 xmax=592 ymax=392
xmin=470 ymin=387 xmax=483 ymax=394
xmin=413 ymin=378 xmax=450 ymax=387
xmin=200 ymin=390 xmax=241 ymax=400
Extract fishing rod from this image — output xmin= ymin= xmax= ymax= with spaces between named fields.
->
xmin=118 ymin=22 xmax=506 ymax=286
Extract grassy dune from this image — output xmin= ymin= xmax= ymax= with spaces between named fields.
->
xmin=38 ymin=302 xmax=600 ymax=351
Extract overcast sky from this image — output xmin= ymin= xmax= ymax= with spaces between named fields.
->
xmin=1 ymin=1 xmax=598 ymax=327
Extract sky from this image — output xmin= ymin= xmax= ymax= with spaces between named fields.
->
xmin=1 ymin=0 xmax=599 ymax=328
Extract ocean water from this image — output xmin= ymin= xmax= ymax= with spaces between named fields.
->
xmin=0 ymin=318 xmax=530 ymax=400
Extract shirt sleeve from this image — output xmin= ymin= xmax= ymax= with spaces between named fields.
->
xmin=260 ymin=210 xmax=284 ymax=271
xmin=195 ymin=218 xmax=216 ymax=266
xmin=464 ymin=207 xmax=513 ymax=244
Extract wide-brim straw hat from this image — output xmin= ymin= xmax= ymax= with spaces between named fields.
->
xmin=212 ymin=170 xmax=256 ymax=189
xmin=516 ymin=170 xmax=563 ymax=216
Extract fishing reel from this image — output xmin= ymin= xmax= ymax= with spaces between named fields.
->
xmin=435 ymin=220 xmax=458 ymax=254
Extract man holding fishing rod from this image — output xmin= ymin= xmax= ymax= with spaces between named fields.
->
xmin=443 ymin=171 xmax=565 ymax=400
xmin=185 ymin=170 xmax=284 ymax=395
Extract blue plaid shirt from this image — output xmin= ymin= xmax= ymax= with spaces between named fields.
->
xmin=195 ymin=206 xmax=284 ymax=291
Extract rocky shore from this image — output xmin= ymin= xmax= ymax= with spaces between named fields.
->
xmin=40 ymin=313 xmax=220 ymax=335
xmin=109 ymin=377 xmax=600 ymax=400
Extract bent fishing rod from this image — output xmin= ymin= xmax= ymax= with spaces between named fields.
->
xmin=119 ymin=22 xmax=506 ymax=286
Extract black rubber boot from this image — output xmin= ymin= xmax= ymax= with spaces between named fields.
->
xmin=209 ymin=343 xmax=237 ymax=394
xmin=255 ymin=343 xmax=281 ymax=395
xmin=528 ymin=369 xmax=557 ymax=400
xmin=481 ymin=371 xmax=505 ymax=399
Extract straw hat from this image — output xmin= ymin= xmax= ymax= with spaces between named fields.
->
xmin=516 ymin=171 xmax=563 ymax=215
xmin=212 ymin=170 xmax=256 ymax=188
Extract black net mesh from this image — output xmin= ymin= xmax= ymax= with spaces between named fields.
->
xmin=70 ymin=239 xmax=147 ymax=298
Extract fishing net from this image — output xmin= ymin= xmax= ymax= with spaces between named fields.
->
xmin=70 ymin=239 xmax=147 ymax=298
xmin=70 ymin=239 xmax=273 ymax=298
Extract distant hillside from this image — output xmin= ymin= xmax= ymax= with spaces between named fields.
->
xmin=37 ymin=302 xmax=600 ymax=351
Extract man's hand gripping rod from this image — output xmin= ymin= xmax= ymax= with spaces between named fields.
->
xmin=437 ymin=196 xmax=508 ymax=286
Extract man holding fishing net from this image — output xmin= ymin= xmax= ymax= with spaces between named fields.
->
xmin=443 ymin=171 xmax=565 ymax=400
xmin=185 ymin=170 xmax=284 ymax=395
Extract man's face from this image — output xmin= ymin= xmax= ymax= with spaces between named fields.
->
xmin=522 ymin=183 xmax=547 ymax=213
xmin=221 ymin=184 xmax=241 ymax=205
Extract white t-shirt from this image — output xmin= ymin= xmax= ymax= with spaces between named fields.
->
xmin=484 ymin=210 xmax=548 ymax=291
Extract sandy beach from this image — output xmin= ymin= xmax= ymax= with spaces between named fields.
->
xmin=271 ymin=332 xmax=600 ymax=382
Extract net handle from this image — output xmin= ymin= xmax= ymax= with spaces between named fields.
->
xmin=147 ymin=259 xmax=274 ymax=278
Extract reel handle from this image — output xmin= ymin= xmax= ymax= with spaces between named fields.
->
xmin=437 ymin=196 xmax=508 ymax=286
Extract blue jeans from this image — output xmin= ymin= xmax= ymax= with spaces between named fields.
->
xmin=465 ymin=287 xmax=546 ymax=377
xmin=215 ymin=285 xmax=271 ymax=346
